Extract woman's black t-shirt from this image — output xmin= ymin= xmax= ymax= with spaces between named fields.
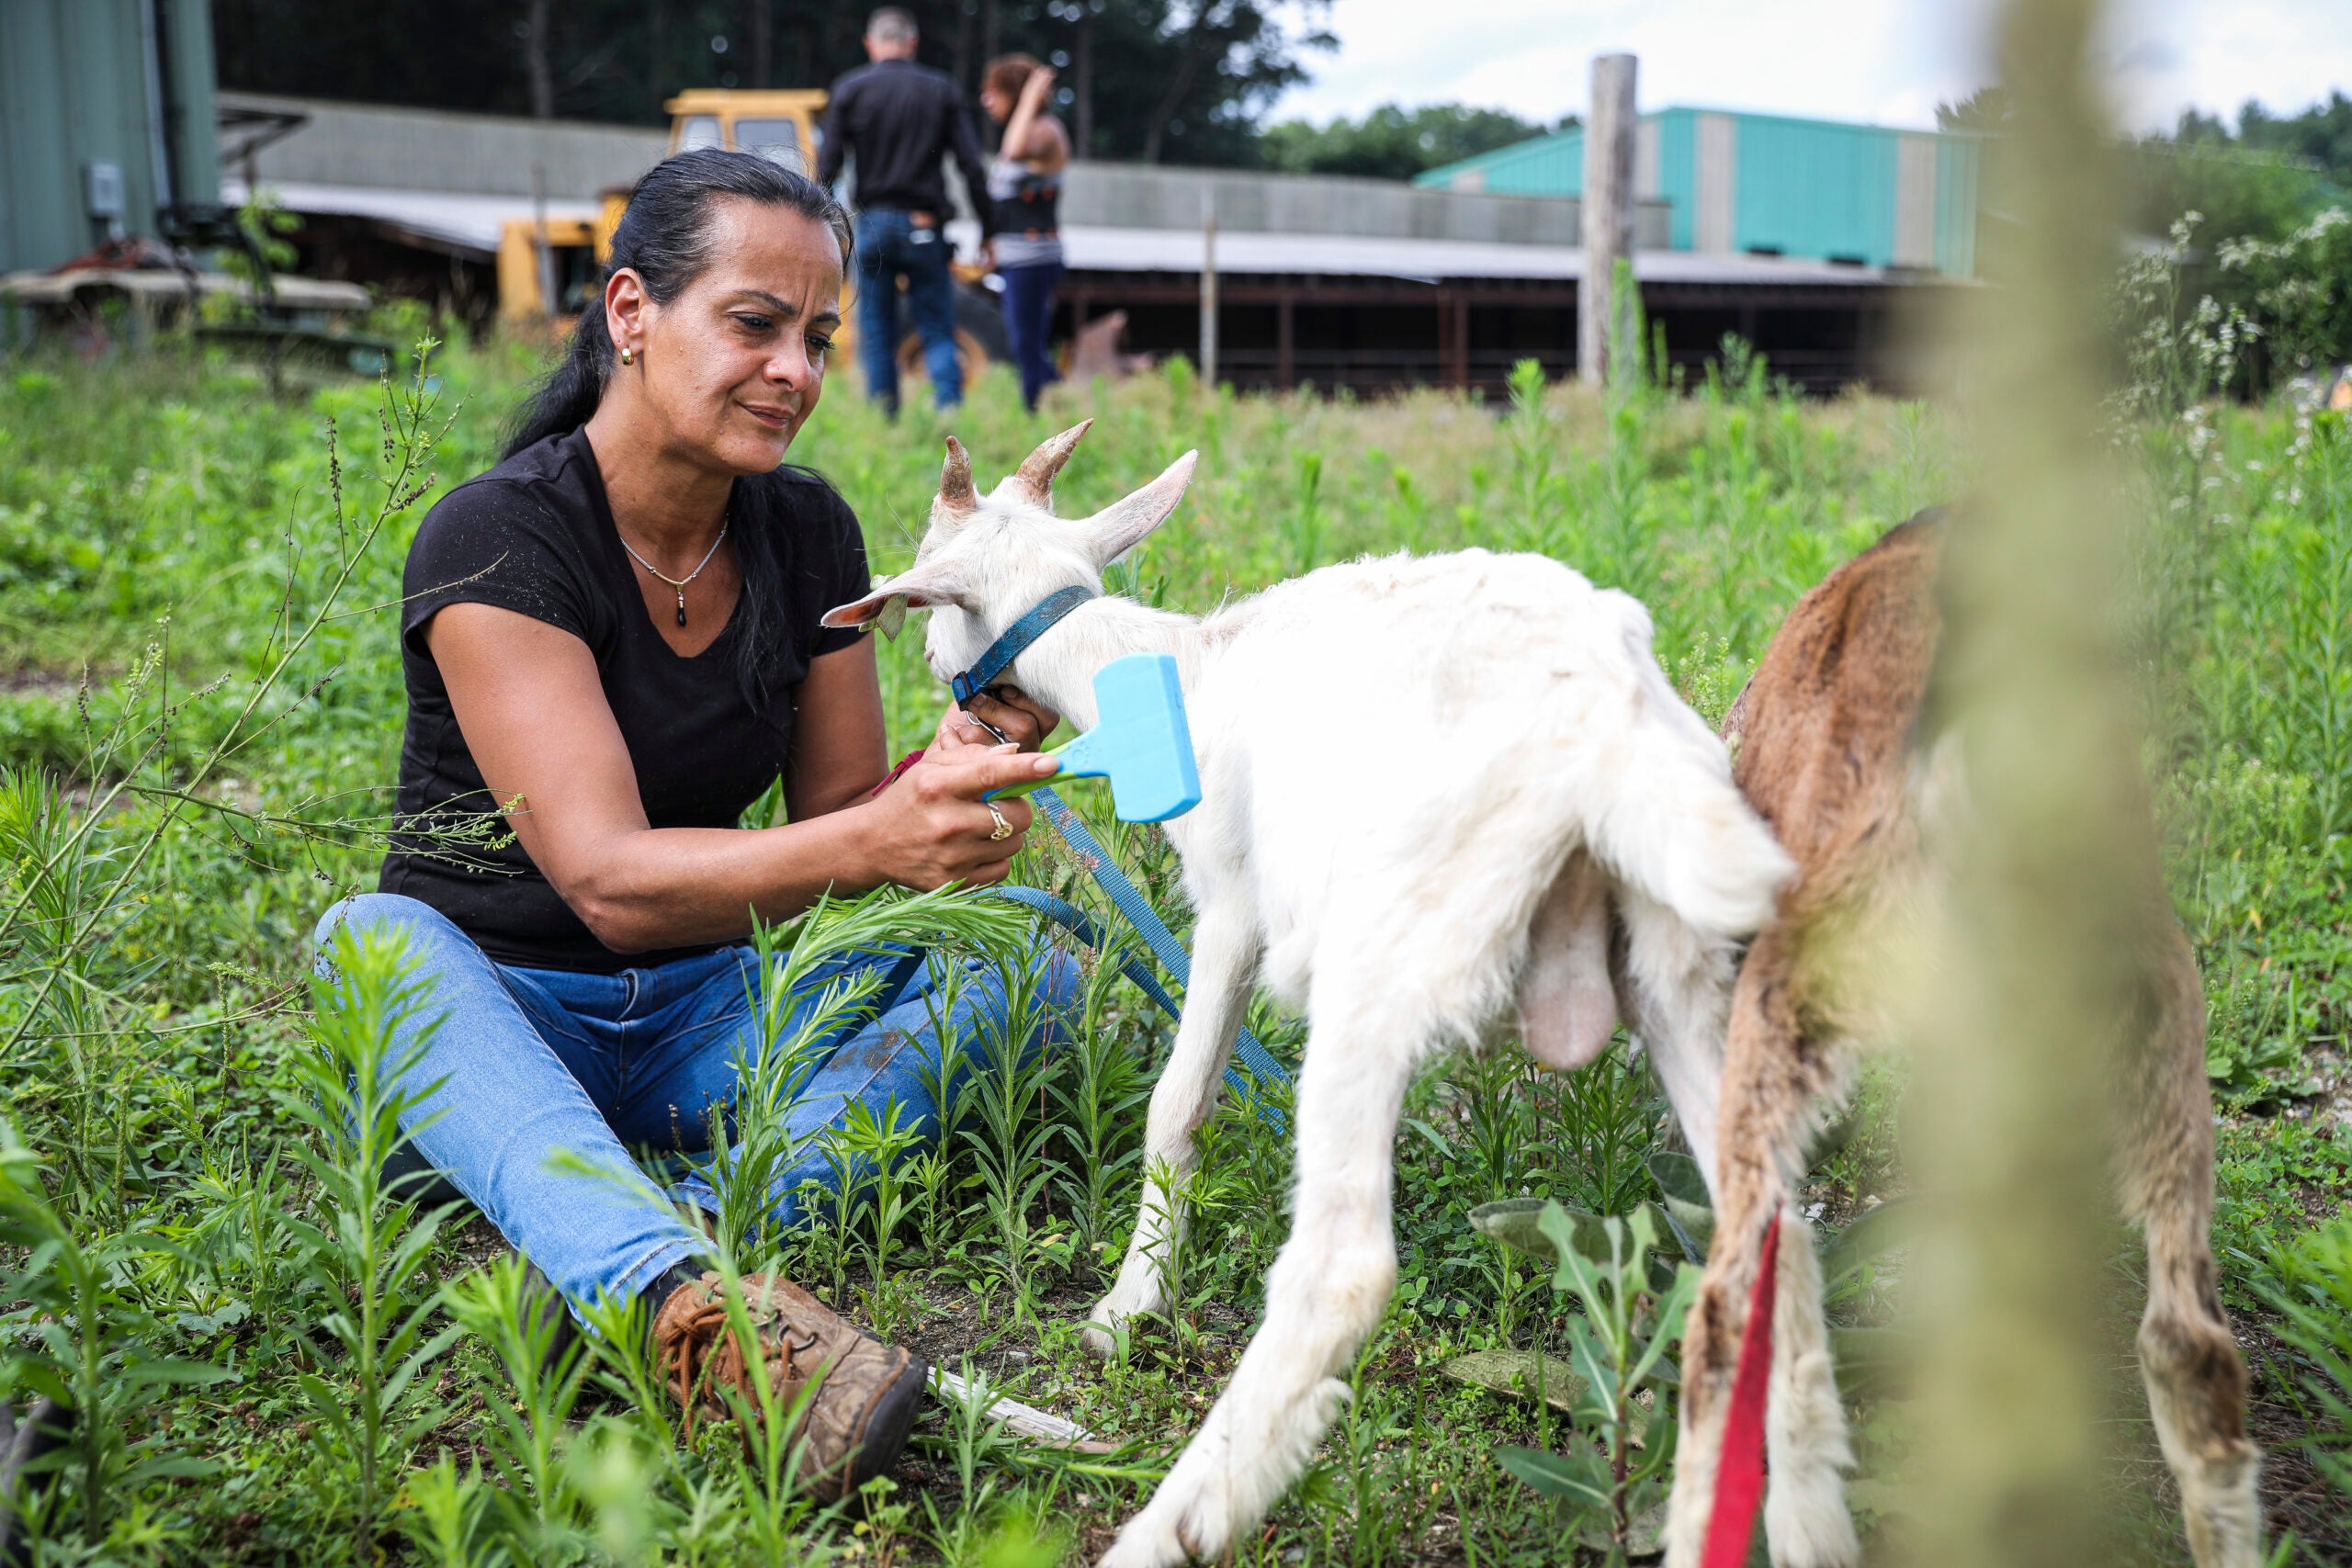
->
xmin=379 ymin=427 xmax=871 ymax=973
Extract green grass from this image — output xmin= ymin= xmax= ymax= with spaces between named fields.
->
xmin=1 ymin=337 xmax=2349 ymax=1564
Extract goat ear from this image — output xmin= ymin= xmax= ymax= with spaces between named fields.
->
xmin=820 ymin=558 xmax=977 ymax=629
xmin=1082 ymin=450 xmax=1197 ymax=568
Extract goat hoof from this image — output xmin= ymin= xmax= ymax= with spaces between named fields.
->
xmin=1097 ymin=1510 xmax=1186 ymax=1568
xmin=1079 ymin=1320 xmax=1119 ymax=1361
xmin=1099 ymin=1484 xmax=1223 ymax=1568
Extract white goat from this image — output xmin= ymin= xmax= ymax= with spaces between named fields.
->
xmin=824 ymin=424 xmax=1793 ymax=1568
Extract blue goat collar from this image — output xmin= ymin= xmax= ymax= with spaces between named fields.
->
xmin=949 ymin=584 xmax=1096 ymax=706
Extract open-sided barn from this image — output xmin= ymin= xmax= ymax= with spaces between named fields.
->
xmin=218 ymin=92 xmax=1957 ymax=396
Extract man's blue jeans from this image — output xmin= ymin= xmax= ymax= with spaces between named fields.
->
xmin=312 ymin=894 xmax=1076 ymax=1314
xmin=853 ymin=209 xmax=961 ymax=413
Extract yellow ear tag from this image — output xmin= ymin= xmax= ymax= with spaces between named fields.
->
xmin=875 ymin=596 xmax=909 ymax=641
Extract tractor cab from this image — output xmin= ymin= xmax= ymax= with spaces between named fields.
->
xmin=664 ymin=90 xmax=829 ymax=176
xmin=498 ymin=86 xmax=1003 ymax=388
xmin=499 ymin=91 xmax=827 ymax=324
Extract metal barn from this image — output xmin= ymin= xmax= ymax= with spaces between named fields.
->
xmin=0 ymin=0 xmax=221 ymax=274
xmin=1418 ymin=107 xmax=1984 ymax=279
xmin=220 ymin=93 xmax=1943 ymax=396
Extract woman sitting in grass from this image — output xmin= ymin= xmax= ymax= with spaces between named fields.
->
xmin=314 ymin=148 xmax=1070 ymax=1496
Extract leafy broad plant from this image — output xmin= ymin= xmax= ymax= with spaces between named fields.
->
xmin=3 ymin=318 xmax=2349 ymax=1559
xmin=1487 ymin=1200 xmax=1696 ymax=1562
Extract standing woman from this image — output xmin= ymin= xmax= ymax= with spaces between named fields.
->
xmin=979 ymin=56 xmax=1069 ymax=412
xmin=315 ymin=150 xmax=1071 ymax=1496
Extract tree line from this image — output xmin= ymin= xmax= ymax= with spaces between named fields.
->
xmin=213 ymin=0 xmax=1330 ymax=166
xmin=209 ymin=0 xmax=1560 ymax=178
xmin=1937 ymin=85 xmax=2351 ymax=378
xmin=1940 ymin=85 xmax=2352 ymax=243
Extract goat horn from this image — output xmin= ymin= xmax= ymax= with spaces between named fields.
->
xmin=936 ymin=436 xmax=978 ymax=516
xmin=1010 ymin=420 xmax=1093 ymax=507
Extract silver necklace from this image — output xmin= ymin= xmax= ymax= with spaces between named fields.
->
xmin=617 ymin=514 xmax=729 ymax=627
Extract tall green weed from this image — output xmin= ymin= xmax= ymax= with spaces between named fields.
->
xmin=0 ymin=328 xmax=2345 ymax=1561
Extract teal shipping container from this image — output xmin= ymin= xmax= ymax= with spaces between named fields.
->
xmin=1416 ymin=107 xmax=1982 ymax=278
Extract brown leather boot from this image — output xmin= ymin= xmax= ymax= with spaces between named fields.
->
xmin=650 ymin=1271 xmax=925 ymax=1501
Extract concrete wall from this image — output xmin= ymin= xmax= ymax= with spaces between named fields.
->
xmin=3 ymin=0 xmax=220 ymax=273
xmin=220 ymin=92 xmax=668 ymax=200
xmin=221 ymin=95 xmax=1669 ymax=247
xmin=1061 ymin=160 xmax=1670 ymax=247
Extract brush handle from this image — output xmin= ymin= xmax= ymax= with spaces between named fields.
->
xmin=985 ymin=771 xmax=1062 ymax=803
xmin=985 ymin=742 xmax=1080 ymax=802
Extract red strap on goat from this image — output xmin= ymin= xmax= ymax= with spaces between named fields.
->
xmin=1701 ymin=1207 xmax=1781 ymax=1568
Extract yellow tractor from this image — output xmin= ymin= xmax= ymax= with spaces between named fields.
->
xmin=497 ymin=89 xmax=1001 ymax=388
xmin=664 ymin=88 xmax=830 ymax=175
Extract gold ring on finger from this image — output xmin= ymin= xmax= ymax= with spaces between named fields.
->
xmin=986 ymin=802 xmax=1015 ymax=842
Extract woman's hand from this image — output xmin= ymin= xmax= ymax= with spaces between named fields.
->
xmin=862 ymin=743 xmax=1056 ymax=889
xmin=931 ymin=685 xmax=1059 ymax=752
xmin=1002 ymin=68 xmax=1062 ymax=165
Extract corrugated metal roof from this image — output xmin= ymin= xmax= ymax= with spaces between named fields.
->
xmin=222 ymin=178 xmax=602 ymax=255
xmin=221 ymin=92 xmax=665 ymax=202
xmin=1058 ymin=225 xmax=1914 ymax=284
xmin=230 ymin=180 xmax=1939 ymax=288
xmin=1416 ymin=129 xmax=1586 ymax=197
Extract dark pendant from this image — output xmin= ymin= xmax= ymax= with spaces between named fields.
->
xmin=675 ymin=592 xmax=687 ymax=627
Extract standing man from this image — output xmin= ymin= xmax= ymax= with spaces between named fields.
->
xmin=819 ymin=7 xmax=995 ymax=414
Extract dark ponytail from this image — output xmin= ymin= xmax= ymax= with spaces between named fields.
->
xmin=504 ymin=148 xmax=855 ymax=751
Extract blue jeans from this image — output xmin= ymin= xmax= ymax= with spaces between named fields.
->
xmin=312 ymin=894 xmax=1076 ymax=1314
xmin=854 ymin=209 xmax=961 ymax=413
xmin=999 ymin=261 xmax=1065 ymax=412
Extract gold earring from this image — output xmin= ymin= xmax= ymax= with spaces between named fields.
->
xmin=619 ymin=346 xmax=635 ymax=366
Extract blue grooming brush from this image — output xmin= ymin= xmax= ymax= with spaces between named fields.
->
xmin=985 ymin=652 xmax=1201 ymax=823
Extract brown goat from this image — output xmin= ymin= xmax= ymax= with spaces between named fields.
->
xmin=1659 ymin=511 xmax=2262 ymax=1568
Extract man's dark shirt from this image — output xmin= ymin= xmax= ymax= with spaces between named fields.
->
xmin=818 ymin=58 xmax=995 ymax=236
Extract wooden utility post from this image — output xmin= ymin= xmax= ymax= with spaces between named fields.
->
xmin=531 ymin=163 xmax=554 ymax=321
xmin=1199 ymin=193 xmax=1219 ymax=388
xmin=1579 ymin=52 xmax=1637 ymax=386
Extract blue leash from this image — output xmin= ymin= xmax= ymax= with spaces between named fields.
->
xmin=939 ymin=585 xmax=1295 ymax=1129
xmin=995 ymin=789 xmax=1290 ymax=1128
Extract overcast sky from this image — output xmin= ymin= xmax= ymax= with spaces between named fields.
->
xmin=1268 ymin=0 xmax=2352 ymax=135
